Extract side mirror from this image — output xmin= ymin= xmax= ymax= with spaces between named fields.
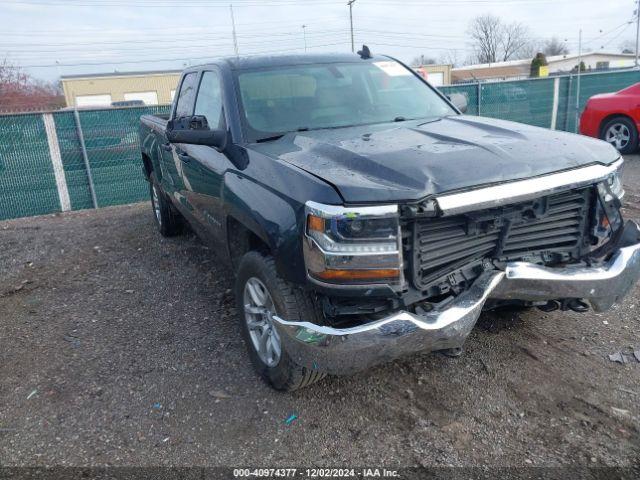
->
xmin=166 ymin=115 xmax=227 ymax=149
xmin=448 ymin=93 xmax=468 ymax=114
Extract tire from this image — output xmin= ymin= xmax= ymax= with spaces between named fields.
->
xmin=149 ymin=174 xmax=182 ymax=237
xmin=600 ymin=116 xmax=638 ymax=155
xmin=235 ymin=251 xmax=326 ymax=391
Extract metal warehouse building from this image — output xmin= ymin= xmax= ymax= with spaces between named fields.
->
xmin=60 ymin=70 xmax=182 ymax=108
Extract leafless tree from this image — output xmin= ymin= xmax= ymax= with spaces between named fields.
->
xmin=501 ymin=22 xmax=531 ymax=61
xmin=468 ymin=14 xmax=503 ymax=63
xmin=438 ymin=49 xmax=462 ymax=67
xmin=518 ymin=42 xmax=541 ymax=61
xmin=543 ymin=37 xmax=570 ymax=56
xmin=468 ymin=14 xmax=533 ymax=63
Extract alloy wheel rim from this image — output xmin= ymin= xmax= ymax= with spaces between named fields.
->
xmin=605 ymin=123 xmax=630 ymax=150
xmin=152 ymin=185 xmax=162 ymax=226
xmin=243 ymin=277 xmax=281 ymax=367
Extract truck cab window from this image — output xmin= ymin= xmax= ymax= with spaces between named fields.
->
xmin=194 ymin=71 xmax=224 ymax=129
xmin=174 ymin=72 xmax=198 ymax=118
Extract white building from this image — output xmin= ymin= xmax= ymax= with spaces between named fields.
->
xmin=452 ymin=52 xmax=636 ymax=83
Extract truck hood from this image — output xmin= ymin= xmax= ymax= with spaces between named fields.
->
xmin=249 ymin=115 xmax=620 ymax=203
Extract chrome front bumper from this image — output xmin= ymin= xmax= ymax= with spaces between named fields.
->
xmin=274 ymin=239 xmax=640 ymax=375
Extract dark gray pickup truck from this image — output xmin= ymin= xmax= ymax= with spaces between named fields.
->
xmin=140 ymin=52 xmax=640 ymax=391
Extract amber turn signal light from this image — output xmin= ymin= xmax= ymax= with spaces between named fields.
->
xmin=307 ymin=214 xmax=325 ymax=232
xmin=312 ymin=268 xmax=400 ymax=282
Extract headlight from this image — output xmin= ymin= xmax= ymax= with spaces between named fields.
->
xmin=593 ymin=161 xmax=624 ymax=248
xmin=592 ymin=197 xmax=614 ymax=248
xmin=303 ymin=201 xmax=403 ymax=286
xmin=606 ymin=166 xmax=624 ymax=201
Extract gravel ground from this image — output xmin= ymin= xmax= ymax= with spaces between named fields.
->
xmin=1 ymin=156 xmax=639 ymax=470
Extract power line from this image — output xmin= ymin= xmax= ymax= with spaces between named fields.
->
xmin=5 ymin=33 xmax=348 ymax=57
xmin=0 ymin=28 xmax=347 ymax=48
xmin=2 ymin=36 xmax=349 ymax=60
xmin=6 ymin=25 xmax=627 ymax=53
xmin=3 ymin=0 xmax=562 ymax=3
xmin=3 ymin=0 xmax=344 ymax=6
xmin=0 ymin=15 xmax=344 ymax=34
xmin=3 ymin=0 xmax=633 ymax=76
xmin=17 ymin=42 xmax=348 ymax=68
xmin=598 ymin=21 xmax=634 ymax=49
xmin=355 ymin=41 xmax=474 ymax=53
xmin=1 ymin=0 xmax=575 ymax=7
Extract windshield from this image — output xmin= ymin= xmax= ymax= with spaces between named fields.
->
xmin=236 ymin=60 xmax=456 ymax=142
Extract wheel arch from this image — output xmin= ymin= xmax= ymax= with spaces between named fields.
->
xmin=141 ymin=152 xmax=154 ymax=180
xmin=227 ymin=215 xmax=273 ymax=269
xmin=223 ymin=171 xmax=309 ymax=285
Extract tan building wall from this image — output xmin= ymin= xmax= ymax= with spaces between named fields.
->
xmin=452 ymin=65 xmax=528 ymax=83
xmin=61 ymin=71 xmax=182 ymax=107
xmin=414 ymin=64 xmax=452 ymax=86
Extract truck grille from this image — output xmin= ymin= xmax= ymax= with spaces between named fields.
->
xmin=411 ymin=188 xmax=592 ymax=290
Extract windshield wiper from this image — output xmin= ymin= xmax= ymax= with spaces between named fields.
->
xmin=255 ymin=127 xmax=310 ymax=143
xmin=255 ymin=134 xmax=286 ymax=143
xmin=417 ymin=116 xmax=445 ymax=127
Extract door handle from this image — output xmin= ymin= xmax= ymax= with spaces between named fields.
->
xmin=177 ymin=152 xmax=191 ymax=163
xmin=161 ymin=142 xmax=172 ymax=152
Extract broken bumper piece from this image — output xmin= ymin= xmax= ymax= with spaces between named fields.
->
xmin=273 ymin=228 xmax=640 ymax=375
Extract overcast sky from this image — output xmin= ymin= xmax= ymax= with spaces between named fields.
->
xmin=1 ymin=0 xmax=638 ymax=82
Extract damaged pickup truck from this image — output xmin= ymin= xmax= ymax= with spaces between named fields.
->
xmin=139 ymin=52 xmax=640 ymax=391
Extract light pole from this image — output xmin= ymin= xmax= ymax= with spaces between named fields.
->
xmin=55 ymin=60 xmax=61 ymax=82
xmin=636 ymin=0 xmax=640 ymax=68
xmin=302 ymin=24 xmax=307 ymax=52
xmin=230 ymin=4 xmax=239 ymax=56
xmin=347 ymin=0 xmax=356 ymax=53
xmin=575 ymin=28 xmax=583 ymax=132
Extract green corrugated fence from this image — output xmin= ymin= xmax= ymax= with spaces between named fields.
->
xmin=440 ymin=68 xmax=640 ymax=131
xmin=76 ymin=106 xmax=170 ymax=208
xmin=1 ymin=69 xmax=639 ymax=221
xmin=0 ymin=105 xmax=170 ymax=221
xmin=0 ymin=113 xmax=61 ymax=220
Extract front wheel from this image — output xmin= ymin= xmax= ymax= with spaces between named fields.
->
xmin=235 ymin=251 xmax=326 ymax=391
xmin=600 ymin=116 xmax=638 ymax=154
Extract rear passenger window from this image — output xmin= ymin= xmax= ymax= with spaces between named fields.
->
xmin=194 ymin=71 xmax=224 ymax=129
xmin=174 ymin=72 xmax=198 ymax=118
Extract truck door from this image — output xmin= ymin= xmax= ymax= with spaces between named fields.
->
xmin=178 ymin=69 xmax=230 ymax=248
xmin=160 ymin=72 xmax=199 ymax=214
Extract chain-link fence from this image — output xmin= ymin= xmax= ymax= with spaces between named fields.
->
xmin=1 ymin=68 xmax=640 ymax=221
xmin=1 ymin=105 xmax=170 ymax=221
xmin=440 ymin=68 xmax=640 ymax=132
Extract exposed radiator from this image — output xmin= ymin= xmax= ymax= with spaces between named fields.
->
xmin=411 ymin=188 xmax=592 ymax=291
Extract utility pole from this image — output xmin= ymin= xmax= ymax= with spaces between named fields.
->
xmin=230 ymin=4 xmax=239 ymax=56
xmin=55 ymin=60 xmax=62 ymax=83
xmin=302 ymin=24 xmax=307 ymax=52
xmin=347 ymin=0 xmax=356 ymax=53
xmin=575 ymin=28 xmax=583 ymax=132
xmin=635 ymin=0 xmax=639 ymax=67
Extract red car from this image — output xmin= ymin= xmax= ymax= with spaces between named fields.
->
xmin=580 ymin=82 xmax=640 ymax=154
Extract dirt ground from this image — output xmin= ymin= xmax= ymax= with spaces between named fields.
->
xmin=1 ymin=157 xmax=639 ymax=471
